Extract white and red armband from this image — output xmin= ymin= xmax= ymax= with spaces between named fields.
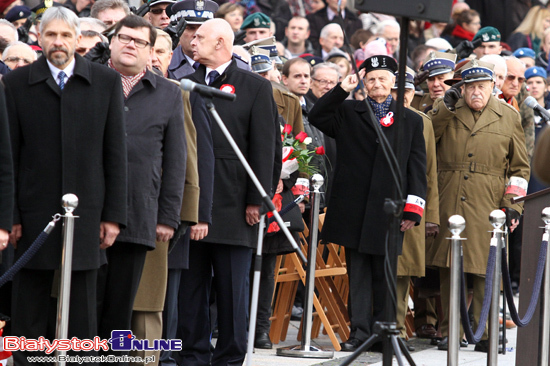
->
xmin=505 ymin=176 xmax=528 ymax=197
xmin=403 ymin=195 xmax=426 ymax=217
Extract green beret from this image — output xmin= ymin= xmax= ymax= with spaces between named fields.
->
xmin=473 ymin=26 xmax=501 ymax=43
xmin=241 ymin=12 xmax=271 ymax=30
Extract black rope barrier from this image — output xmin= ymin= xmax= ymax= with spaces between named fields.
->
xmin=460 ymin=245 xmax=497 ymax=344
xmin=501 ymin=240 xmax=548 ymax=327
xmin=0 ymin=217 xmax=58 ymax=288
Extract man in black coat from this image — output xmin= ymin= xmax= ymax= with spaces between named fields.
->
xmin=96 ymin=15 xmax=186 ymax=360
xmin=180 ymin=18 xmax=278 ymax=365
xmin=0 ymin=86 xmax=13 ymax=250
xmin=3 ymin=7 xmax=128 ymax=364
xmin=308 ymin=55 xmax=427 ymax=352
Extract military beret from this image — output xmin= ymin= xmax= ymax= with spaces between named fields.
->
xmin=359 ymin=55 xmax=398 ymax=74
xmin=525 ymin=66 xmax=547 ymax=81
xmin=513 ymin=47 xmax=536 ymax=60
xmin=240 ymin=12 xmax=271 ymax=30
xmin=0 ymin=0 xmax=16 ymax=15
xmin=422 ymin=51 xmax=457 ymax=77
xmin=5 ymin=5 xmax=31 ymax=23
xmin=167 ymin=0 xmax=218 ymax=25
xmin=392 ymin=66 xmax=416 ymax=90
xmin=459 ymin=59 xmax=495 ymax=83
xmin=473 ymin=26 xmax=501 ymax=43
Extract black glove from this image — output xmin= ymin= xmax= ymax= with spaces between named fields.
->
xmin=501 ymin=207 xmax=520 ymax=228
xmin=414 ymin=69 xmax=430 ymax=87
xmin=84 ymin=42 xmax=111 ymax=64
xmin=443 ymin=81 xmax=463 ymax=111
xmin=16 ymin=23 xmax=30 ymax=44
xmin=163 ymin=17 xmax=187 ymax=51
xmin=454 ymin=38 xmax=482 ymax=59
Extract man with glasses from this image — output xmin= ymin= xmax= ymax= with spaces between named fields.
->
xmin=96 ymin=14 xmax=186 ymax=363
xmin=146 ymin=0 xmax=174 ymax=29
xmin=500 ymin=56 xmax=535 ymax=160
xmin=309 ymin=61 xmax=339 ymax=101
xmin=2 ymin=41 xmax=36 ymax=69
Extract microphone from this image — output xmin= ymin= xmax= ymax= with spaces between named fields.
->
xmin=524 ymin=96 xmax=550 ymax=121
xmin=179 ymin=79 xmax=236 ymax=102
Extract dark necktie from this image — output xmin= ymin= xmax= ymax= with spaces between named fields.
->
xmin=58 ymin=71 xmax=66 ymax=90
xmin=193 ymin=62 xmax=200 ymax=70
xmin=208 ymin=70 xmax=219 ymax=85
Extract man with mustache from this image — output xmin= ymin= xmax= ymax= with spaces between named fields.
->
xmin=3 ymin=7 xmax=128 ymax=364
xmin=429 ymin=59 xmax=530 ymax=352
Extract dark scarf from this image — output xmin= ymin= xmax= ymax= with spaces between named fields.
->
xmin=367 ymin=95 xmax=392 ymax=121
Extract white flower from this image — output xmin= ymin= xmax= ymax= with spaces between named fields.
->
xmin=303 ymin=137 xmax=312 ymax=145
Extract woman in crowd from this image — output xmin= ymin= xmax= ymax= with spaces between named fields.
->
xmin=508 ymin=5 xmax=550 ymax=54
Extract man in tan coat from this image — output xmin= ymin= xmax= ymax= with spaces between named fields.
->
xmin=392 ymin=67 xmax=440 ymax=349
xmin=428 ymin=59 xmax=530 ymax=352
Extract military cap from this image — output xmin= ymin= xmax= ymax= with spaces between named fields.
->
xmin=250 ymin=48 xmax=272 ymax=74
xmin=243 ymin=36 xmax=281 ymax=64
xmin=149 ymin=0 xmax=176 ymax=7
xmin=513 ymin=47 xmax=536 ymax=60
xmin=300 ymin=53 xmax=323 ymax=67
xmin=459 ymin=59 xmax=495 ymax=83
xmin=525 ymin=66 xmax=547 ymax=81
xmin=31 ymin=0 xmax=63 ymax=19
xmin=359 ymin=55 xmax=398 ymax=74
xmin=240 ymin=12 xmax=270 ymax=30
xmin=5 ymin=5 xmax=31 ymax=23
xmin=422 ymin=51 xmax=457 ymax=77
xmin=167 ymin=0 xmax=218 ymax=25
xmin=473 ymin=26 xmax=501 ymax=43
xmin=392 ymin=66 xmax=416 ymax=90
xmin=444 ymin=59 xmax=471 ymax=86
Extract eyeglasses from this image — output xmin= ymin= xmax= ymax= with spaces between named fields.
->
xmin=150 ymin=7 xmax=167 ymax=14
xmin=506 ymin=74 xmax=525 ymax=84
xmin=4 ymin=56 xmax=32 ymax=64
xmin=312 ymin=78 xmax=336 ymax=87
xmin=116 ymin=34 xmax=150 ymax=48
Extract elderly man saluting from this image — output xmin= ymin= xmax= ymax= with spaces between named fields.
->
xmin=308 ymin=55 xmax=427 ymax=352
xmin=428 ymin=59 xmax=530 ymax=352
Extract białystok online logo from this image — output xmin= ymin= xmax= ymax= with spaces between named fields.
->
xmin=3 ymin=331 xmax=182 ymax=354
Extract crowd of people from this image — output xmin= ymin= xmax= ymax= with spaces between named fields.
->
xmin=1 ymin=0 xmax=550 ymax=365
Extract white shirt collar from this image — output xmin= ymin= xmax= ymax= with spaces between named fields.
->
xmin=47 ymin=57 xmax=76 ymax=85
xmin=205 ymin=60 xmax=232 ymax=84
xmin=327 ymin=6 xmax=345 ymax=21
xmin=184 ymin=54 xmax=196 ymax=66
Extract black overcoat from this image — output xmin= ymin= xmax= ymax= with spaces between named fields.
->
xmin=0 ymin=85 xmax=13 ymax=233
xmin=308 ymin=85 xmax=427 ymax=256
xmin=3 ymin=55 xmax=128 ymax=270
xmin=186 ymin=59 xmax=278 ymax=248
xmin=115 ymin=70 xmax=187 ymax=248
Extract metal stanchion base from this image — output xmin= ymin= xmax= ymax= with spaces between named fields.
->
xmin=277 ymin=344 xmax=334 ymax=358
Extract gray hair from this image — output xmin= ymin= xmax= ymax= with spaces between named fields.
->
xmin=480 ymin=54 xmax=507 ymax=75
xmin=376 ymin=19 xmax=400 ymax=36
xmin=2 ymin=41 xmax=37 ymax=60
xmin=79 ymin=17 xmax=108 ymax=32
xmin=40 ymin=7 xmax=81 ymax=36
xmin=503 ymin=55 xmax=526 ymax=69
xmin=0 ymin=19 xmax=18 ymax=43
xmin=81 ymin=30 xmax=108 ymax=43
xmin=320 ymin=23 xmax=342 ymax=39
xmin=90 ymin=0 xmax=130 ymax=19
xmin=312 ymin=61 xmax=341 ymax=80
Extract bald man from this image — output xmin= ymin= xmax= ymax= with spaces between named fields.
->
xmin=180 ymin=18 xmax=278 ymax=365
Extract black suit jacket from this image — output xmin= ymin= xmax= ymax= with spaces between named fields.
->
xmin=3 ymin=55 xmax=128 ymax=270
xmin=309 ymin=85 xmax=427 ymax=256
xmin=0 ymin=86 xmax=13 ymax=233
xmin=186 ymin=59 xmax=278 ymax=248
xmin=306 ymin=7 xmax=362 ymax=52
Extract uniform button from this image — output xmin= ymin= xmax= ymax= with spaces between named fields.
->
xmin=471 ymin=133 xmax=476 ymax=137
xmin=461 ymin=196 xmax=466 ymax=201
xmin=464 ymin=175 xmax=468 ymax=180
xmin=468 ymin=153 xmax=473 ymax=157
xmin=124 ymin=106 xmax=129 ymax=112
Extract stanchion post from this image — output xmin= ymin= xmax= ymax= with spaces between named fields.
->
xmin=448 ymin=215 xmax=466 ymax=366
xmin=55 ymin=194 xmax=78 ymax=366
xmin=488 ymin=210 xmax=506 ymax=366
xmin=539 ymin=207 xmax=550 ymax=366
xmin=277 ymin=174 xmax=333 ymax=358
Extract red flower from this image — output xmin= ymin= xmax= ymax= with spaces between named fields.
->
xmin=315 ymin=146 xmax=325 ymax=155
xmin=295 ymin=131 xmax=308 ymax=143
xmin=283 ymin=124 xmax=292 ymax=134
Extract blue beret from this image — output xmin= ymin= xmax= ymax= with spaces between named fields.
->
xmin=513 ymin=47 xmax=536 ymax=60
xmin=525 ymin=66 xmax=547 ymax=80
xmin=5 ymin=5 xmax=31 ymax=22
